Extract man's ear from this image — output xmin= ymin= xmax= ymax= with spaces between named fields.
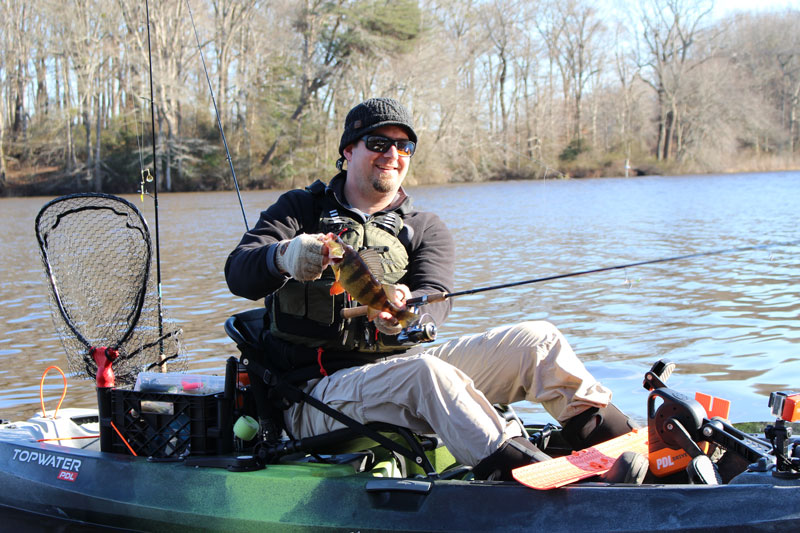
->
xmin=343 ymin=144 xmax=354 ymax=162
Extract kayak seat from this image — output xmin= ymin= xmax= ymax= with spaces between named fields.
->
xmin=225 ymin=309 xmax=443 ymax=478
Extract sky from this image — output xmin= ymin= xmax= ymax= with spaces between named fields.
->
xmin=604 ymin=0 xmax=798 ymax=24
xmin=714 ymin=0 xmax=798 ymax=18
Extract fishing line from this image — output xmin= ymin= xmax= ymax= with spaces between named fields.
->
xmin=341 ymin=239 xmax=800 ymax=318
xmin=185 ymin=0 xmax=249 ymax=231
xmin=490 ymin=139 xmax=568 ymax=180
xmin=120 ymin=14 xmax=150 ymax=203
xmin=132 ymin=92 xmax=145 ymax=189
xmin=429 ymin=240 xmax=799 ymax=301
xmin=136 ymin=96 xmax=154 ymax=202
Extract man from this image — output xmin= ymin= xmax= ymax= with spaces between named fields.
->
xmin=225 ymin=97 xmax=637 ymax=480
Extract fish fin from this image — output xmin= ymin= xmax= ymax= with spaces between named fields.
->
xmin=330 ymin=281 xmax=345 ymax=296
xmin=388 ymin=268 xmax=406 ymax=279
xmin=382 ymin=283 xmax=397 ymax=298
xmin=359 ymin=248 xmax=386 ymax=282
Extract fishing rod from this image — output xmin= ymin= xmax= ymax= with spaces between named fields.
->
xmin=185 ymin=0 xmax=249 ymax=231
xmin=340 ymin=240 xmax=800 ymax=319
xmin=137 ymin=0 xmax=250 ymax=361
xmin=143 ymin=0 xmax=164 ymax=355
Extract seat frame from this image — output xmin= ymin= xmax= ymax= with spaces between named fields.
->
xmin=225 ymin=308 xmax=440 ymax=478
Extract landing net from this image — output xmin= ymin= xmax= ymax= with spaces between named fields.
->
xmin=35 ymin=193 xmax=186 ymax=386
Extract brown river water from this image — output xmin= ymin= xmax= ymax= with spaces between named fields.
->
xmin=1 ymin=172 xmax=799 ymax=424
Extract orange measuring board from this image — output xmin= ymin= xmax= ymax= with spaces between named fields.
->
xmin=512 ymin=428 xmax=649 ymax=490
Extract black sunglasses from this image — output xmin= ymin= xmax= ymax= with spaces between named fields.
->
xmin=361 ymin=135 xmax=416 ymax=157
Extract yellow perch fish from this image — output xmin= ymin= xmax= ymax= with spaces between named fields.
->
xmin=324 ymin=234 xmax=418 ymax=328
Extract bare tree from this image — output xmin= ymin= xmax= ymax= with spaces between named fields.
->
xmin=538 ymin=0 xmax=605 ymax=142
xmin=0 ymin=0 xmax=11 ymax=190
xmin=210 ymin=0 xmax=259 ymax=129
xmin=5 ymin=1 xmax=31 ymax=144
xmin=634 ymin=0 xmax=715 ymax=161
xmin=481 ymin=0 xmax=521 ymax=168
xmin=3 ymin=0 xmax=800 ymax=195
xmin=724 ymin=10 xmax=800 ymax=154
xmin=63 ymin=0 xmax=116 ymax=190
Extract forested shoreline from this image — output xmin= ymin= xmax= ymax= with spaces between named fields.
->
xmin=1 ymin=0 xmax=799 ymax=197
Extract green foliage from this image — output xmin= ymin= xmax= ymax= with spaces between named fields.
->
xmin=101 ymin=126 xmax=149 ymax=193
xmin=558 ymin=138 xmax=589 ymax=162
xmin=359 ymin=0 xmax=422 ymax=55
xmin=321 ymin=0 xmax=422 ymax=61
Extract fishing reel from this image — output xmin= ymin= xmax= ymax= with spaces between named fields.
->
xmin=396 ymin=314 xmax=437 ymax=345
xmin=372 ymin=313 xmax=437 ymax=349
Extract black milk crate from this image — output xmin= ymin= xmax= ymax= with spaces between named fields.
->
xmin=110 ymin=389 xmax=222 ymax=457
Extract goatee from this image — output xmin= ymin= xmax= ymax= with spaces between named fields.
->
xmin=371 ymin=177 xmax=394 ymax=193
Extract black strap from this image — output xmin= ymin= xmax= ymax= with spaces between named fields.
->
xmin=242 ymin=355 xmax=437 ymax=476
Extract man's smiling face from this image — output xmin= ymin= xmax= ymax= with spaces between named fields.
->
xmin=343 ymin=125 xmax=411 ymax=195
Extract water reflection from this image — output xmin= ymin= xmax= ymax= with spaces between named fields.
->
xmin=1 ymin=172 xmax=799 ymax=423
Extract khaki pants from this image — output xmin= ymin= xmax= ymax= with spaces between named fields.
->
xmin=285 ymin=321 xmax=612 ymax=466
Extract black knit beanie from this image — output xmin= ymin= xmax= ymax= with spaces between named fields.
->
xmin=337 ymin=98 xmax=417 ymax=164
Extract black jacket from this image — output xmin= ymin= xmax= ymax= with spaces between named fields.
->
xmin=224 ymin=172 xmax=455 ymax=328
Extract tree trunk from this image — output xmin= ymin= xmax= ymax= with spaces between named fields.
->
xmin=673 ymin=102 xmax=682 ymax=160
xmin=0 ymin=101 xmax=6 ymax=194
xmin=63 ymin=61 xmax=77 ymax=171
xmin=790 ymin=83 xmax=799 ymax=153
xmin=663 ymin=108 xmax=674 ymax=161
xmin=656 ymin=95 xmax=667 ymax=161
xmin=176 ymin=100 xmax=183 ymax=181
xmin=83 ymin=106 xmax=93 ymax=185
xmin=498 ymin=51 xmax=508 ymax=168
xmin=36 ymin=57 xmax=48 ymax=117
xmin=12 ymin=63 xmax=25 ymax=139
xmin=157 ymin=110 xmax=171 ymax=192
xmin=94 ymin=92 xmax=103 ymax=191
xmin=261 ymin=139 xmax=279 ymax=167
xmin=166 ymin=123 xmax=173 ymax=191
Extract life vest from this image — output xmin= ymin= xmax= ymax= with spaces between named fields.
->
xmin=266 ymin=180 xmax=412 ymax=369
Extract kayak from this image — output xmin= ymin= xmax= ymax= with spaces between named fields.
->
xmin=4 ymin=192 xmax=797 ymax=531
xmin=1 ymin=397 xmax=799 ymax=532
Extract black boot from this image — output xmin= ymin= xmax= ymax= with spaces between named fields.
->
xmin=472 ymin=436 xmax=551 ymax=481
xmin=599 ymin=451 xmax=648 ymax=484
xmin=561 ymin=403 xmax=638 ymax=450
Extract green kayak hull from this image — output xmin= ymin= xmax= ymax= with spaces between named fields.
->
xmin=2 ymin=419 xmax=799 ymax=532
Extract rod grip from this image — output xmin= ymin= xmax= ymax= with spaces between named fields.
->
xmin=341 ymin=306 xmax=369 ymax=319
xmin=339 ymin=292 xmax=448 ymax=319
